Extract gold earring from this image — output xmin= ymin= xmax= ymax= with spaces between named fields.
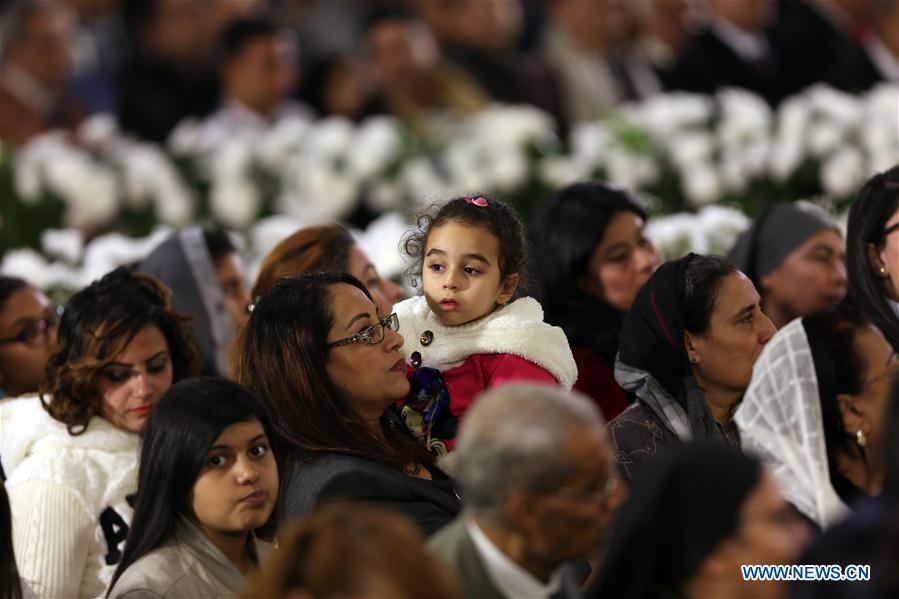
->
xmin=880 ymin=266 xmax=887 ymax=275
xmin=856 ymin=430 xmax=867 ymax=448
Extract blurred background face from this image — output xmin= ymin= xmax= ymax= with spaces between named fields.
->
xmin=214 ymin=251 xmax=251 ymax=328
xmin=579 ymin=211 xmax=660 ymax=312
xmin=709 ymin=471 xmax=809 ymax=598
xmin=761 ymin=229 xmax=848 ymax=326
xmin=550 ymin=0 xmax=629 ymax=51
xmin=224 ymin=31 xmax=298 ymax=115
xmin=522 ymin=427 xmax=624 ymax=564
xmin=6 ymin=4 xmax=75 ymax=89
xmin=451 ymin=0 xmax=523 ymax=52
xmin=0 ymin=287 xmax=58 ymax=397
xmin=647 ymin=0 xmax=693 ymax=50
xmin=709 ymin=0 xmax=775 ymax=32
xmin=346 ymin=245 xmax=404 ymax=316
xmin=367 ymin=19 xmax=438 ymax=90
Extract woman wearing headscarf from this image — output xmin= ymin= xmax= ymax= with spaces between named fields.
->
xmin=140 ymin=227 xmax=251 ymax=378
xmin=727 ymin=201 xmax=846 ymax=329
xmin=609 ymin=254 xmax=776 ymax=481
xmin=589 ymin=441 xmax=808 ymax=599
xmin=736 ymin=305 xmax=895 ymax=529
xmin=846 ymin=164 xmax=899 ymax=352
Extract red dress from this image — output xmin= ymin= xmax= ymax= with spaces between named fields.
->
xmin=572 ymin=347 xmax=630 ymax=420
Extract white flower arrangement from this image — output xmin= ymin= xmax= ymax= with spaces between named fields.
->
xmin=2 ymin=85 xmax=896 ymax=262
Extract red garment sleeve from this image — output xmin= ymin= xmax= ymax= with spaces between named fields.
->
xmin=485 ymin=353 xmax=559 ymax=387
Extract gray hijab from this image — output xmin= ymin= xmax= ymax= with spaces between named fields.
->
xmin=140 ymin=228 xmax=235 ymax=377
xmin=728 ymin=201 xmax=840 ymax=287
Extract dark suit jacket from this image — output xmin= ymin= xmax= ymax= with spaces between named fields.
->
xmin=666 ymin=28 xmax=784 ymax=105
xmin=428 ymin=516 xmax=586 ymax=599
xmin=280 ymin=452 xmax=461 ymax=537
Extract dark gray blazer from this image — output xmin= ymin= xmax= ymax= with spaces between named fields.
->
xmin=280 ymin=452 xmax=461 ymax=537
xmin=428 ymin=516 xmax=587 ymax=599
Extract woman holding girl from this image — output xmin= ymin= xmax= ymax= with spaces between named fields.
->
xmin=108 ymin=377 xmax=277 ymax=598
xmin=239 ymin=272 xmax=460 ymax=536
xmin=0 ymin=267 xmax=197 ymax=597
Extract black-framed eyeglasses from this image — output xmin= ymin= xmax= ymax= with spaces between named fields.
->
xmin=0 ymin=310 xmax=59 ymax=348
xmin=327 ymin=313 xmax=399 ymax=348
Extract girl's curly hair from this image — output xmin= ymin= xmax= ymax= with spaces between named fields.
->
xmin=40 ymin=267 xmax=198 ymax=435
xmin=402 ymin=196 xmax=531 ymax=296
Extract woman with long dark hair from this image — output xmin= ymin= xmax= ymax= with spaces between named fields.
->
xmin=533 ymin=182 xmax=659 ymax=419
xmin=108 ymin=377 xmax=277 ymax=598
xmin=0 ymin=267 xmax=197 ymax=598
xmin=239 ymin=272 xmax=460 ymax=536
xmin=846 ymin=164 xmax=899 ymax=351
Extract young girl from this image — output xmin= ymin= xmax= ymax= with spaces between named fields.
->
xmin=107 ymin=377 xmax=277 ymax=598
xmin=395 ymin=196 xmax=577 ymax=454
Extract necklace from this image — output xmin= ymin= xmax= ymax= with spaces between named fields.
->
xmin=405 ymin=461 xmax=422 ymax=477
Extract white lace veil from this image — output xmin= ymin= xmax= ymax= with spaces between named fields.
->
xmin=735 ymin=318 xmax=850 ymax=528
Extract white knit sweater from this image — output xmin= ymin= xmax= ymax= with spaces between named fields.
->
xmin=0 ymin=395 xmax=140 ymax=598
xmin=393 ymin=295 xmax=578 ymax=389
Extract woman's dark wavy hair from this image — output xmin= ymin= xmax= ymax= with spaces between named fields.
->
xmin=846 ymin=165 xmax=899 ymax=351
xmin=1 ymin=481 xmax=22 ymax=599
xmin=108 ymin=377 xmax=274 ymax=596
xmin=403 ymin=196 xmax=531 ymax=297
xmin=39 ymin=266 xmax=198 ymax=435
xmin=238 ymin=272 xmax=433 ymax=480
xmin=802 ymin=304 xmax=871 ymax=504
xmin=532 ymin=182 xmax=647 ymax=364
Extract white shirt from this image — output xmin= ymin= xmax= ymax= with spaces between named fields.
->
xmin=192 ymin=97 xmax=313 ymax=152
xmin=889 ymin=299 xmax=899 ymax=319
xmin=866 ymin=37 xmax=899 ymax=82
xmin=465 ymin=519 xmax=564 ymax=599
xmin=710 ymin=16 xmax=770 ymax=62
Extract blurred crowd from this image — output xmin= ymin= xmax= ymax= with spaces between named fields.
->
xmin=1 ymin=0 xmax=897 ymax=145
xmin=1 ymin=165 xmax=898 ymax=598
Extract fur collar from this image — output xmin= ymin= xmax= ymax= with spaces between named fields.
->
xmin=394 ymin=296 xmax=577 ymax=388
